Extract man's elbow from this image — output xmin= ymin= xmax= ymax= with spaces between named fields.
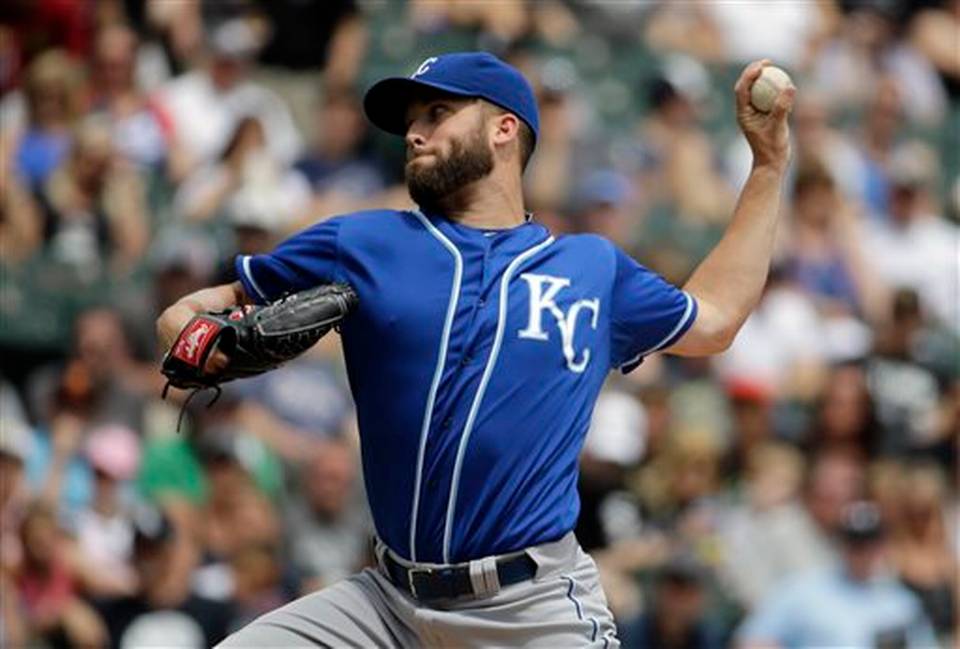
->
xmin=669 ymin=320 xmax=736 ymax=357
xmin=705 ymin=323 xmax=737 ymax=354
xmin=693 ymin=299 xmax=743 ymax=354
xmin=663 ymin=297 xmax=745 ymax=356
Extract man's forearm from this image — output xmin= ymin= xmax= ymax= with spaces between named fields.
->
xmin=683 ymin=164 xmax=787 ymax=343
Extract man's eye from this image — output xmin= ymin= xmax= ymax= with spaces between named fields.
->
xmin=429 ymin=105 xmax=447 ymax=121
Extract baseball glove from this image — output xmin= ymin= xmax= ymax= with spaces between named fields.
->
xmin=161 ymin=283 xmax=358 ymax=421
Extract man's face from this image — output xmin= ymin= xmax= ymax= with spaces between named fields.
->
xmin=403 ymin=95 xmax=494 ymax=208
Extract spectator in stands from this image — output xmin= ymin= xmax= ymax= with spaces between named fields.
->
xmin=138 ymin=0 xmax=205 ymax=78
xmin=23 ymin=307 xmax=156 ymax=528
xmin=737 ymin=501 xmax=938 ymax=648
xmin=803 ymin=362 xmax=879 ymax=462
xmin=96 ymin=505 xmax=235 ymax=648
xmin=637 ymin=73 xmax=735 ymax=230
xmin=73 ymin=424 xmax=140 ymax=593
xmin=720 ymin=450 xmax=868 ymax=611
xmin=781 ymin=163 xmax=887 ymax=323
xmin=620 ymin=553 xmax=724 ymax=649
xmin=149 ymin=230 xmax=217 ymax=313
xmin=888 ymin=461 xmax=957 ymax=640
xmin=523 ymin=57 xmax=583 ymax=213
xmin=867 ymin=292 xmax=946 ymax=457
xmin=197 ymin=431 xmax=281 ymax=553
xmin=228 ymin=542 xmax=291 ymax=631
xmin=578 ymin=381 xmax=648 ymax=551
xmin=571 ymin=170 xmax=636 ymax=249
xmin=408 ymin=1 xmax=531 ymax=47
xmin=871 ymin=287 xmax=960 ymax=390
xmin=643 ymin=4 xmax=727 ymax=64
xmin=28 ymin=307 xmax=149 ymax=431
xmin=791 ymin=92 xmax=870 ymax=203
xmin=4 ymin=50 xmax=82 ymax=189
xmin=120 ymin=229 xmax=219 ymax=360
xmin=0 ymin=155 xmax=42 ymax=265
xmin=703 ymin=1 xmax=833 ymax=70
xmin=715 ymin=268 xmax=830 ymax=400
xmin=257 ymin=0 xmax=366 ymax=87
xmin=718 ymin=442 xmax=812 ymax=609
xmin=284 ymin=439 xmax=371 ymax=592
xmin=862 ymin=142 xmax=960 ymax=327
xmin=35 ymin=115 xmax=149 ymax=277
xmin=0 ymin=410 xmax=33 ymax=578
xmin=803 ymin=451 xmax=866 ymax=543
xmin=811 ymin=1 xmax=946 ymax=126
xmin=155 ymin=18 xmax=302 ymax=171
xmin=88 ymin=23 xmax=187 ymax=179
xmin=635 ymin=427 xmax=725 ymax=542
xmin=294 ymin=86 xmax=387 ymax=218
xmin=910 ymin=0 xmax=960 ymax=101
xmin=14 ymin=501 xmax=108 ymax=648
xmin=174 ymin=115 xmax=309 ymax=227
xmin=231 ymin=346 xmax=357 ymax=462
xmin=730 ymin=379 xmax=777 ymax=460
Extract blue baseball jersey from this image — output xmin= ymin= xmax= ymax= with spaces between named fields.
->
xmin=235 ymin=209 xmax=697 ymax=563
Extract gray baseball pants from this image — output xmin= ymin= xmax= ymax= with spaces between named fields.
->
xmin=218 ymin=531 xmax=619 ymax=647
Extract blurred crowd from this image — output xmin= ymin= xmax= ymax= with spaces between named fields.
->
xmin=0 ymin=1 xmax=957 ymax=648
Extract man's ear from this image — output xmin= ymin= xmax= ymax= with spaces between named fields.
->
xmin=491 ymin=112 xmax=520 ymax=148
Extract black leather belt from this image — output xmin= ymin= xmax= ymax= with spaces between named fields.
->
xmin=383 ymin=551 xmax=538 ymax=602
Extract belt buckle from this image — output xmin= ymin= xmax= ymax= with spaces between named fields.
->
xmin=407 ymin=566 xmax=433 ymax=599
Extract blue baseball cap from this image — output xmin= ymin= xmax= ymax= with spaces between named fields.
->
xmin=363 ymin=52 xmax=540 ymax=144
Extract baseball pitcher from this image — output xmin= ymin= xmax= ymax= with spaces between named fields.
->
xmin=157 ymin=52 xmax=795 ymax=647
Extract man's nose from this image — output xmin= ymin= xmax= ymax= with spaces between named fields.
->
xmin=405 ymin=129 xmax=426 ymax=151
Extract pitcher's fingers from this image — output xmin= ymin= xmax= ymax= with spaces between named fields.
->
xmin=772 ymin=85 xmax=797 ymax=120
xmin=205 ymin=350 xmax=229 ymax=374
xmin=734 ymin=59 xmax=770 ymax=106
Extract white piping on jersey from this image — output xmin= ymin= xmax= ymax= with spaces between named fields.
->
xmin=619 ymin=290 xmax=695 ymax=369
xmin=409 ymin=210 xmax=463 ymax=562
xmin=241 ymin=255 xmax=269 ymax=302
xmin=442 ymin=235 xmax=555 ymax=563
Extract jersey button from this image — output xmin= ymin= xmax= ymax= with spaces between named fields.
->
xmin=460 ymin=355 xmax=472 ymax=366
xmin=477 ymin=299 xmax=486 ymax=307
xmin=443 ymin=418 xmax=453 ymax=429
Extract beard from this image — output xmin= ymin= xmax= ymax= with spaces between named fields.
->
xmin=405 ymin=128 xmax=494 ymax=210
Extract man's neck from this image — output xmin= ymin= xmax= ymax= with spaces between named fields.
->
xmin=432 ymin=172 xmax=527 ymax=230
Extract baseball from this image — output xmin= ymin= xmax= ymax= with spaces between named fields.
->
xmin=750 ymin=65 xmax=793 ymax=113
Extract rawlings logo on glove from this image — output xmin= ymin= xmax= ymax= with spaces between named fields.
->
xmin=161 ymin=283 xmax=359 ymax=426
xmin=173 ymin=319 xmax=220 ymax=366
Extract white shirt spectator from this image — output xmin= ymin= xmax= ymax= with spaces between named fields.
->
xmin=719 ymin=500 xmax=838 ymax=608
xmin=583 ymin=389 xmax=648 ymax=467
xmin=863 ymin=214 xmax=960 ymax=327
xmin=715 ymin=286 xmax=828 ymax=392
xmin=156 ymin=70 xmax=302 ymax=169
xmin=811 ymin=38 xmax=947 ymax=126
xmin=705 ymin=3 xmax=823 ymax=69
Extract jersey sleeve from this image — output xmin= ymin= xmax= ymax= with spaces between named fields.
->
xmin=235 ymin=216 xmax=343 ymax=304
xmin=609 ymin=245 xmax=697 ymax=373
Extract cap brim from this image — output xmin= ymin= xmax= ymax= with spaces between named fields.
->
xmin=363 ymin=77 xmax=476 ymax=136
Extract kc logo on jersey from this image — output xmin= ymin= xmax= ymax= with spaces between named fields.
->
xmin=518 ymin=273 xmax=600 ymax=373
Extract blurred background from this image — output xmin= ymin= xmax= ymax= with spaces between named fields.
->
xmin=0 ymin=1 xmax=957 ymax=647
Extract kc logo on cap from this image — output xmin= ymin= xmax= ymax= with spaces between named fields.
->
xmin=412 ymin=57 xmax=438 ymax=78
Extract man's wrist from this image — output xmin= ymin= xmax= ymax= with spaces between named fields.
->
xmin=750 ymin=160 xmax=789 ymax=178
